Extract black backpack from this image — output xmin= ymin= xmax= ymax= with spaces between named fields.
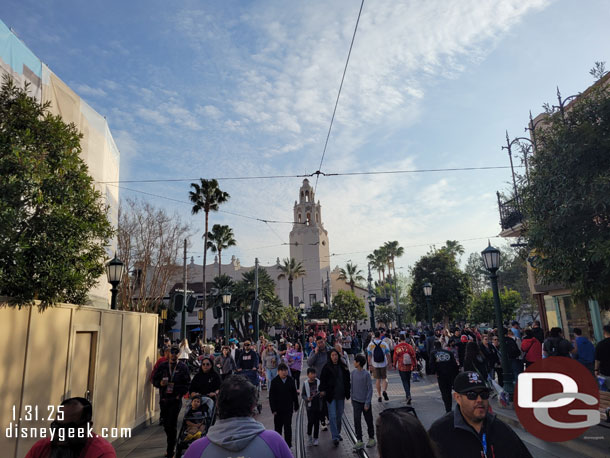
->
xmin=373 ymin=342 xmax=385 ymax=363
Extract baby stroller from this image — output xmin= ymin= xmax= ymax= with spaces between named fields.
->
xmin=175 ymin=396 xmax=216 ymax=458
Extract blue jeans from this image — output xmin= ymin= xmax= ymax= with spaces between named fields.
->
xmin=266 ymin=368 xmax=278 ymax=386
xmin=327 ymin=399 xmax=345 ymax=441
xmin=399 ymin=370 xmax=412 ymax=398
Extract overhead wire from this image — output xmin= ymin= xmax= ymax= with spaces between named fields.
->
xmin=314 ymin=0 xmax=365 ymax=193
xmin=97 ymin=165 xmax=519 ymax=184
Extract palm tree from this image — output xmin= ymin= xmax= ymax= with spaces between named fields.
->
xmin=206 ymin=224 xmax=237 ymax=276
xmin=368 ymin=249 xmax=386 ymax=282
xmin=383 ymin=241 xmax=405 ymax=310
xmin=189 ymin=179 xmax=230 ymax=341
xmin=338 ymin=262 xmax=365 ymax=292
xmin=277 ymin=258 xmax=306 ymax=307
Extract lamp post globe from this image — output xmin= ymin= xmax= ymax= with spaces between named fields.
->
xmin=106 ymin=255 xmax=125 ymax=310
xmin=481 ymin=242 xmax=514 ymax=401
xmin=222 ymin=291 xmax=232 ymax=345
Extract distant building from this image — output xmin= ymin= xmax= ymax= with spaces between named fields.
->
xmin=0 ymin=20 xmax=120 ymax=308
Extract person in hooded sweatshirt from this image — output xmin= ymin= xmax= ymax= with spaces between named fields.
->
xmin=183 ymin=375 xmax=293 ymax=458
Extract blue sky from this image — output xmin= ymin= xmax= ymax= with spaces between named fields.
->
xmin=2 ymin=0 xmax=609 ymax=274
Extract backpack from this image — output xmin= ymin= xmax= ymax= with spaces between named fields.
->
xmin=373 ymin=342 xmax=385 ymax=363
xmin=402 ymin=349 xmax=412 ymax=366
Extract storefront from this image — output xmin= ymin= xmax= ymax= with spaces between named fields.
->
xmin=541 ymin=292 xmax=604 ymax=343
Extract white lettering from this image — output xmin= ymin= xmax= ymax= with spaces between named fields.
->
xmin=518 ymin=372 xmax=578 ymax=408
xmin=532 ymin=393 xmax=600 ymax=429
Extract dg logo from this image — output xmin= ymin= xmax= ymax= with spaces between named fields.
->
xmin=514 ymin=357 xmax=600 ymax=441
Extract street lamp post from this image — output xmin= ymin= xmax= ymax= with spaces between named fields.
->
xmin=367 ymin=263 xmax=376 ymax=331
xmin=299 ymin=300 xmax=306 ymax=350
xmin=106 ymin=255 xmax=125 ymax=310
xmin=198 ymin=309 xmax=204 ymax=339
xmin=423 ymin=282 xmax=433 ymax=327
xmin=481 ymin=242 xmax=514 ymax=401
xmin=222 ymin=291 xmax=232 ymax=346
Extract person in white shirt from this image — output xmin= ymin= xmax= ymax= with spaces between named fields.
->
xmin=366 ymin=331 xmax=392 ymax=402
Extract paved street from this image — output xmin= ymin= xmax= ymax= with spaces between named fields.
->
xmin=115 ymin=365 xmax=597 ymax=458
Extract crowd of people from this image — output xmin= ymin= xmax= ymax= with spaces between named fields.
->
xmin=144 ymin=319 xmax=610 ymax=458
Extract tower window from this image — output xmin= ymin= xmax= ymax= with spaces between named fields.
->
xmin=298 ymin=213 xmax=301 ymax=222
xmin=316 ymin=213 xmax=319 ymax=222
xmin=305 ymin=190 xmax=309 ymax=202
xmin=306 ymin=213 xmax=311 ymax=225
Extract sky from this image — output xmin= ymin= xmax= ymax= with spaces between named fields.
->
xmin=2 ymin=0 xmax=609 ymax=276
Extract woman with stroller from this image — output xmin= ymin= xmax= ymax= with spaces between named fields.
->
xmin=190 ymin=357 xmax=222 ymax=400
xmin=216 ymin=345 xmax=237 ymax=381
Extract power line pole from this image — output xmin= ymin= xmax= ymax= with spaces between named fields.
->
xmin=181 ymin=239 xmax=187 ymax=341
xmin=254 ymin=257 xmax=259 ymax=341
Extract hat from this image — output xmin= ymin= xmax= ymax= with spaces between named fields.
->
xmin=229 ymin=338 xmax=238 ymax=344
xmin=460 ymin=335 xmax=468 ymax=343
xmin=453 ymin=371 xmax=489 ymax=393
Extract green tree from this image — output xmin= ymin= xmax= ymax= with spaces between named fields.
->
xmin=467 ymin=288 xmax=521 ymax=326
xmin=374 ymin=304 xmax=396 ymax=327
xmin=384 ymin=240 xmax=405 ymax=313
xmin=281 ymin=305 xmax=300 ymax=329
xmin=0 ymin=77 xmax=114 ymax=308
xmin=260 ymin=295 xmax=285 ymax=330
xmin=521 ymin=69 xmax=610 ymax=307
xmin=338 ymin=262 xmax=365 ymax=291
xmin=367 ymin=249 xmax=386 ymax=283
xmin=464 ymin=252 xmax=488 ymax=296
xmin=277 ymin=257 xmax=306 ymax=307
xmin=408 ymin=242 xmax=471 ymax=324
xmin=330 ymin=290 xmax=367 ymax=326
xmin=308 ymin=301 xmax=329 ymax=319
xmin=232 ymin=268 xmax=280 ymax=337
xmin=189 ymin=178 xmax=230 ymax=340
xmin=206 ymin=224 xmax=237 ymax=276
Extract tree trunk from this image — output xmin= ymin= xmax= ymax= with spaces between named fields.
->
xmin=350 ymin=281 xmax=355 ymax=292
xmin=202 ymin=212 xmax=209 ymax=341
xmin=288 ymin=279 xmax=293 ymax=307
xmin=218 ymin=249 xmax=222 ymax=276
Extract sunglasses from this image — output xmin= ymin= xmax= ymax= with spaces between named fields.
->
xmin=462 ymin=390 xmax=490 ymax=400
xmin=202 ymin=362 xmax=212 ymax=367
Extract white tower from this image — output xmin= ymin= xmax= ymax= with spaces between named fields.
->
xmin=289 ymin=179 xmax=331 ymax=306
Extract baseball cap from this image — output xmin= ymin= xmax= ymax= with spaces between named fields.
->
xmin=453 ymin=371 xmax=489 ymax=393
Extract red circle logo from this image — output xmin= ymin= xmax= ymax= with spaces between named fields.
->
xmin=514 ymin=357 xmax=600 ymax=441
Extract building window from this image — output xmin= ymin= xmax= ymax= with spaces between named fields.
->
xmin=306 ymin=213 xmax=311 ymax=225
xmin=309 ymin=294 xmax=317 ymax=306
xmin=294 ymin=296 xmax=300 ymax=306
xmin=316 ymin=213 xmax=319 ymax=222
xmin=298 ymin=213 xmax=301 ymax=222
xmin=305 ymin=191 xmax=309 ymax=202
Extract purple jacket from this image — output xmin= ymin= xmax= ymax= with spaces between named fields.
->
xmin=183 ymin=416 xmax=293 ymax=458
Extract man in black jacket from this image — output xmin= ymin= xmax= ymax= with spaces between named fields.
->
xmin=269 ymin=363 xmax=299 ymax=447
xmin=429 ymin=371 xmax=532 ymax=458
xmin=428 ymin=341 xmax=459 ymax=413
xmin=152 ymin=345 xmax=191 ymax=458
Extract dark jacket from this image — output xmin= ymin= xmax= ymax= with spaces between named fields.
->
xmin=269 ymin=375 xmax=299 ymax=414
xmin=543 ymin=336 xmax=572 ymax=357
xmin=216 ymin=354 xmax=237 ymax=375
xmin=429 ymin=349 xmax=459 ymax=378
xmin=428 ymin=405 xmax=533 ymax=458
xmin=319 ymin=361 xmax=350 ymax=401
xmin=152 ymin=360 xmax=190 ymax=401
xmin=190 ymin=368 xmax=222 ymax=397
xmin=532 ymin=327 xmax=544 ymax=344
xmin=464 ymin=355 xmax=489 ymax=380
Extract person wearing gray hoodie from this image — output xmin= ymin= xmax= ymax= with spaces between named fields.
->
xmin=184 ymin=375 xmax=293 ymax=458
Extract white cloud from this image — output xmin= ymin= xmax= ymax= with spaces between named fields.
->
xmin=74 ymin=83 xmax=107 ymax=98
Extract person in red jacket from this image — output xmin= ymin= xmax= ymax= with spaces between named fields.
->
xmin=521 ymin=329 xmax=542 ymax=367
xmin=393 ymin=334 xmax=418 ymax=404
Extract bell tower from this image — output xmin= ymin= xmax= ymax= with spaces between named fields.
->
xmin=289 ymin=179 xmax=331 ymax=307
